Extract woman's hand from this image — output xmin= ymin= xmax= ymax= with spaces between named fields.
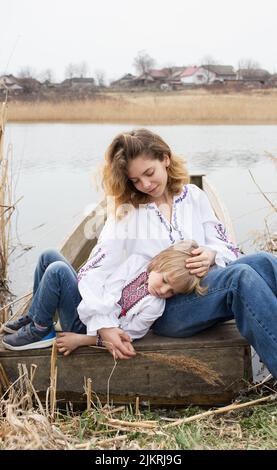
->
xmin=98 ymin=327 xmax=136 ymax=360
xmin=185 ymin=247 xmax=216 ymax=277
xmin=56 ymin=332 xmax=94 ymax=356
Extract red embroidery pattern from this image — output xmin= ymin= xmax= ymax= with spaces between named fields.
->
xmin=118 ymin=271 xmax=149 ymax=318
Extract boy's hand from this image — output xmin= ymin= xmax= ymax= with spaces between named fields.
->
xmin=98 ymin=327 xmax=136 ymax=360
xmin=56 ymin=332 xmax=94 ymax=356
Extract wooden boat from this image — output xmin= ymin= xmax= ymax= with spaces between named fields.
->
xmin=0 ymin=176 xmax=252 ymax=406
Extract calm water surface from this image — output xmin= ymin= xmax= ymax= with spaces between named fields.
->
xmin=5 ymin=123 xmax=277 ymax=297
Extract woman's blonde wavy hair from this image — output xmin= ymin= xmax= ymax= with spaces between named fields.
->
xmin=147 ymin=240 xmax=208 ymax=296
xmin=102 ymin=128 xmax=189 ymax=209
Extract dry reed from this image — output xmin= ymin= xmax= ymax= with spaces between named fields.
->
xmin=0 ymin=364 xmax=73 ymax=449
xmin=84 ymin=377 xmax=93 ymax=411
xmin=251 ymin=154 xmax=277 ymax=254
xmin=8 ymin=90 xmax=277 ymax=124
xmin=48 ymin=341 xmax=58 ymax=420
xmin=0 ymin=101 xmax=12 ymax=318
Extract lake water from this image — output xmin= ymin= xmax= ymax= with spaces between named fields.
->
xmin=4 ymin=123 xmax=277 ymax=381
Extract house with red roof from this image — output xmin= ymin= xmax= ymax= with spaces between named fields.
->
xmin=179 ymin=66 xmax=208 ymax=85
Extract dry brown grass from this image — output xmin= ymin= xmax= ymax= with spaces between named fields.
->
xmin=8 ymin=89 xmax=277 ymax=124
xmin=1 ymin=362 xmax=276 ymax=450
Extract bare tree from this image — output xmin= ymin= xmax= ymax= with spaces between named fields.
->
xmin=95 ymin=69 xmax=106 ymax=87
xmin=78 ymin=61 xmax=89 ymax=78
xmin=17 ymin=66 xmax=36 ymax=78
xmin=65 ymin=63 xmax=77 ymax=79
xmin=39 ymin=68 xmax=55 ymax=83
xmin=238 ymin=58 xmax=261 ymax=70
xmin=65 ymin=61 xmax=89 ymax=79
xmin=200 ymin=55 xmax=218 ymax=66
xmin=133 ymin=50 xmax=155 ymax=75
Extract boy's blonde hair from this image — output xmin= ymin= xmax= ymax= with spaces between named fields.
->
xmin=147 ymin=240 xmax=208 ymax=296
xmin=102 ymin=128 xmax=189 ymax=210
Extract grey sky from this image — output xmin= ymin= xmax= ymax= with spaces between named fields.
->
xmin=1 ymin=0 xmax=277 ymax=82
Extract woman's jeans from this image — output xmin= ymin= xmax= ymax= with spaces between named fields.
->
xmin=28 ymin=249 xmax=86 ymax=334
xmin=153 ymin=252 xmax=277 ymax=378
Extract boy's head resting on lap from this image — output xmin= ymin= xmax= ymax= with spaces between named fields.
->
xmin=147 ymin=240 xmax=208 ymax=299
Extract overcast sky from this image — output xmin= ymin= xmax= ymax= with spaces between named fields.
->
xmin=1 ymin=0 xmax=277 ymax=82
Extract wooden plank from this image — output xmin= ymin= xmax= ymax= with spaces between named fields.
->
xmin=0 ymin=323 xmax=252 ymax=406
xmin=0 ymin=322 xmax=246 ymax=356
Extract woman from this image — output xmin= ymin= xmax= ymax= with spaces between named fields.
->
xmin=80 ymin=128 xmax=277 ymax=376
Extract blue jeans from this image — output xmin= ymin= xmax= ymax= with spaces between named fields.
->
xmin=153 ymin=252 xmax=277 ymax=378
xmin=28 ymin=249 xmax=86 ymax=334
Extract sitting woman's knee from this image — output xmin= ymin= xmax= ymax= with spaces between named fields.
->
xmin=255 ymin=252 xmax=276 ymax=264
xmin=39 ymin=249 xmax=62 ymax=265
xmin=45 ymin=260 xmax=69 ymax=276
xmin=232 ymin=264 xmax=259 ymax=290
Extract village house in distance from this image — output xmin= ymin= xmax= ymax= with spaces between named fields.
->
xmin=1 ymin=63 xmax=277 ymax=99
xmin=111 ymin=64 xmax=276 ymax=90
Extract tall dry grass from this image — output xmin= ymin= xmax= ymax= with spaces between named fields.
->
xmin=0 ymin=358 xmax=276 ymax=450
xmin=0 ymin=101 xmax=13 ymax=319
xmin=8 ymin=90 xmax=277 ymax=124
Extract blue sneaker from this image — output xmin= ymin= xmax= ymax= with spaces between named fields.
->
xmin=2 ymin=323 xmax=56 ymax=351
xmin=3 ymin=315 xmax=32 ymax=334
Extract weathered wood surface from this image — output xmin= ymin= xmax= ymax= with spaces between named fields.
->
xmin=0 ymin=322 xmax=252 ymax=406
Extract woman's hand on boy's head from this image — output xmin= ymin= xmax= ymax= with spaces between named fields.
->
xmin=98 ymin=327 xmax=136 ymax=360
xmin=185 ymin=247 xmax=216 ymax=278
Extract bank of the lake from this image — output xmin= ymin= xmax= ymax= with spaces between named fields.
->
xmin=8 ymin=89 xmax=277 ymax=124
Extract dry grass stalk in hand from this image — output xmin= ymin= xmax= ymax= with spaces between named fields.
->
xmin=138 ymin=352 xmax=221 ymax=385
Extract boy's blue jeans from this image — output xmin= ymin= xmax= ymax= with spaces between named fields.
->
xmin=28 ymin=249 xmax=86 ymax=334
xmin=153 ymin=252 xmax=277 ymax=378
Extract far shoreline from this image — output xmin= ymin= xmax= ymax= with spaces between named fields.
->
xmin=7 ymin=89 xmax=277 ymax=125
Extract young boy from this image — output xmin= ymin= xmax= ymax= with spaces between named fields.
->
xmin=2 ymin=240 xmax=207 ymax=358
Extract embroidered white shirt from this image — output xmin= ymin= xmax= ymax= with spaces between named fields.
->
xmin=77 ymin=184 xmax=240 ymax=334
xmin=78 ymin=253 xmax=165 ymax=338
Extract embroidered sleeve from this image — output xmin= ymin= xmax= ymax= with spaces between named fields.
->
xmin=197 ymin=186 xmax=241 ymax=266
xmin=77 ymin=216 xmax=127 ymax=332
xmin=122 ymin=298 xmax=165 ymax=340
